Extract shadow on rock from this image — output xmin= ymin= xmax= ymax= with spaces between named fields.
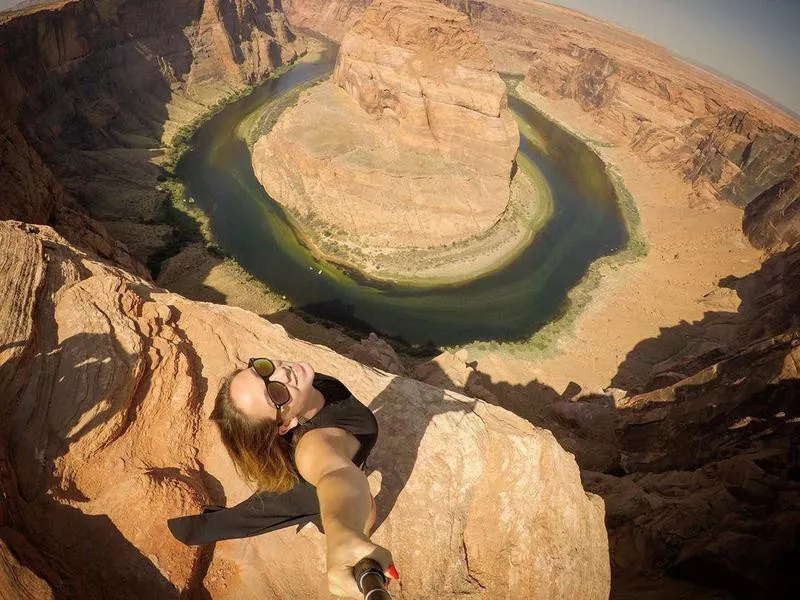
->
xmin=397 ymin=246 xmax=800 ymax=599
xmin=3 ymin=330 xmax=181 ymax=598
xmin=611 ymin=244 xmax=800 ymax=393
xmin=2 ymin=263 xmax=209 ymax=597
xmin=586 ymin=245 xmax=800 ymax=599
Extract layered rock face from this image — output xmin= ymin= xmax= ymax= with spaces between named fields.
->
xmin=281 ymin=0 xmax=799 ymax=250
xmin=283 ymin=0 xmax=372 ymax=40
xmin=539 ymin=242 xmax=800 ymax=597
xmin=0 ymin=219 xmax=609 ymax=597
xmin=0 ymin=0 xmax=301 ymax=267
xmin=579 ymin=330 xmax=800 ymax=598
xmin=332 ymin=0 xmax=518 ymax=176
xmin=253 ymin=0 xmax=519 ymax=258
xmin=743 ymin=166 xmax=800 ymax=252
xmin=516 ymin=28 xmax=800 ymax=250
xmin=523 ymin=42 xmax=800 ymax=246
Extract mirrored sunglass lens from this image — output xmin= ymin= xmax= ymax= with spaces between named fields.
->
xmin=252 ymin=359 xmax=274 ymax=377
xmin=267 ymin=382 xmax=290 ymax=405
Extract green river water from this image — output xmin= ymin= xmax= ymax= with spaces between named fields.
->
xmin=176 ymin=46 xmax=629 ymax=347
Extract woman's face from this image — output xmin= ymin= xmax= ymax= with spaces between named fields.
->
xmin=229 ymin=360 xmax=317 ymax=431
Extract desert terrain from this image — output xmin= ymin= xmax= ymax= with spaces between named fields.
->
xmin=0 ymin=0 xmax=798 ymax=598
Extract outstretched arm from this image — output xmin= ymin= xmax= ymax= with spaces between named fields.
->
xmin=295 ymin=427 xmax=394 ymax=598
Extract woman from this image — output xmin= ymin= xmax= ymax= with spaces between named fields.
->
xmin=168 ymin=357 xmax=397 ymax=598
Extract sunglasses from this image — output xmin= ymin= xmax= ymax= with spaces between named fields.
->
xmin=248 ymin=358 xmax=291 ymax=419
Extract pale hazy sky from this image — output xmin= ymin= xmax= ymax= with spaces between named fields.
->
xmin=1 ymin=0 xmax=797 ymax=116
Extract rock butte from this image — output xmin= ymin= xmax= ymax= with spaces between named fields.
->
xmin=252 ymin=0 xmax=519 ymax=263
xmin=0 ymin=220 xmax=608 ymax=598
xmin=284 ymin=0 xmax=799 ymax=253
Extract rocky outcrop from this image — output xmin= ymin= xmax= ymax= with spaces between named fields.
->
xmin=545 ymin=243 xmax=800 ymax=597
xmin=0 ymin=220 xmax=609 ymax=598
xmin=0 ymin=534 xmax=54 ymax=600
xmin=282 ymin=0 xmax=800 ymax=249
xmin=0 ymin=122 xmax=150 ymax=279
xmin=284 ymin=0 xmax=515 ymax=41
xmin=333 ymin=0 xmax=518 ymax=176
xmin=0 ymin=0 xmax=302 ymax=268
xmin=517 ymin=23 xmax=800 ymax=249
xmin=681 ymin=110 xmax=800 ymax=209
xmin=0 ymin=522 xmax=57 ymax=600
xmin=555 ymin=46 xmax=620 ymax=112
xmin=743 ymin=166 xmax=800 ymax=252
xmin=582 ymin=331 xmax=800 ymax=598
xmin=345 ymin=332 xmax=407 ymax=375
xmin=524 ymin=46 xmax=800 ymax=219
xmin=252 ymin=0 xmax=519 ymax=270
xmin=283 ymin=0 xmax=372 ymax=40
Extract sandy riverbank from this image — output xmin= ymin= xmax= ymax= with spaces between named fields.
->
xmin=463 ymin=85 xmax=764 ymax=405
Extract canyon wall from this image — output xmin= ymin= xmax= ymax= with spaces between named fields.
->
xmin=283 ymin=0 xmax=371 ymax=40
xmin=0 ymin=0 xmax=302 ymax=268
xmin=743 ymin=166 xmax=800 ymax=252
xmin=521 ymin=44 xmax=800 ymax=251
xmin=0 ymin=220 xmax=609 ymax=598
xmin=562 ymin=245 xmax=800 ymax=597
xmin=282 ymin=0 xmax=800 ymax=252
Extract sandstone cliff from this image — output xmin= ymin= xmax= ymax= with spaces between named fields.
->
xmin=574 ymin=269 xmax=800 ymax=598
xmin=281 ymin=0 xmax=800 ymax=251
xmin=0 ymin=0 xmax=302 ymax=269
xmin=521 ymin=42 xmax=800 ymax=240
xmin=252 ymin=0 xmax=519 ymax=273
xmin=283 ymin=0 xmax=372 ymax=41
xmin=0 ymin=219 xmax=609 ymax=597
xmin=743 ymin=166 xmax=800 ymax=252
xmin=332 ymin=0 xmax=518 ymax=177
xmin=516 ymin=24 xmax=800 ymax=251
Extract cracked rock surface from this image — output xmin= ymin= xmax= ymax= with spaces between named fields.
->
xmin=0 ymin=220 xmax=609 ymax=599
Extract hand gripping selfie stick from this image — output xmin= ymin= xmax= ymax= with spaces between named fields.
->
xmin=353 ymin=558 xmax=393 ymax=599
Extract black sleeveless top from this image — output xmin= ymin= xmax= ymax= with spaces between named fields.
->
xmin=167 ymin=373 xmax=378 ymax=546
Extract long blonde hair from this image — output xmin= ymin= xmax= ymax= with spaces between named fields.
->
xmin=211 ymin=368 xmax=301 ymax=493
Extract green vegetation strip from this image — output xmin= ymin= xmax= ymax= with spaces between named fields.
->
xmin=238 ymin=78 xmax=326 ymax=149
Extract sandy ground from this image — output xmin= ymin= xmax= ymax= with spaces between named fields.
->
xmin=470 ymin=88 xmax=764 ymax=397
